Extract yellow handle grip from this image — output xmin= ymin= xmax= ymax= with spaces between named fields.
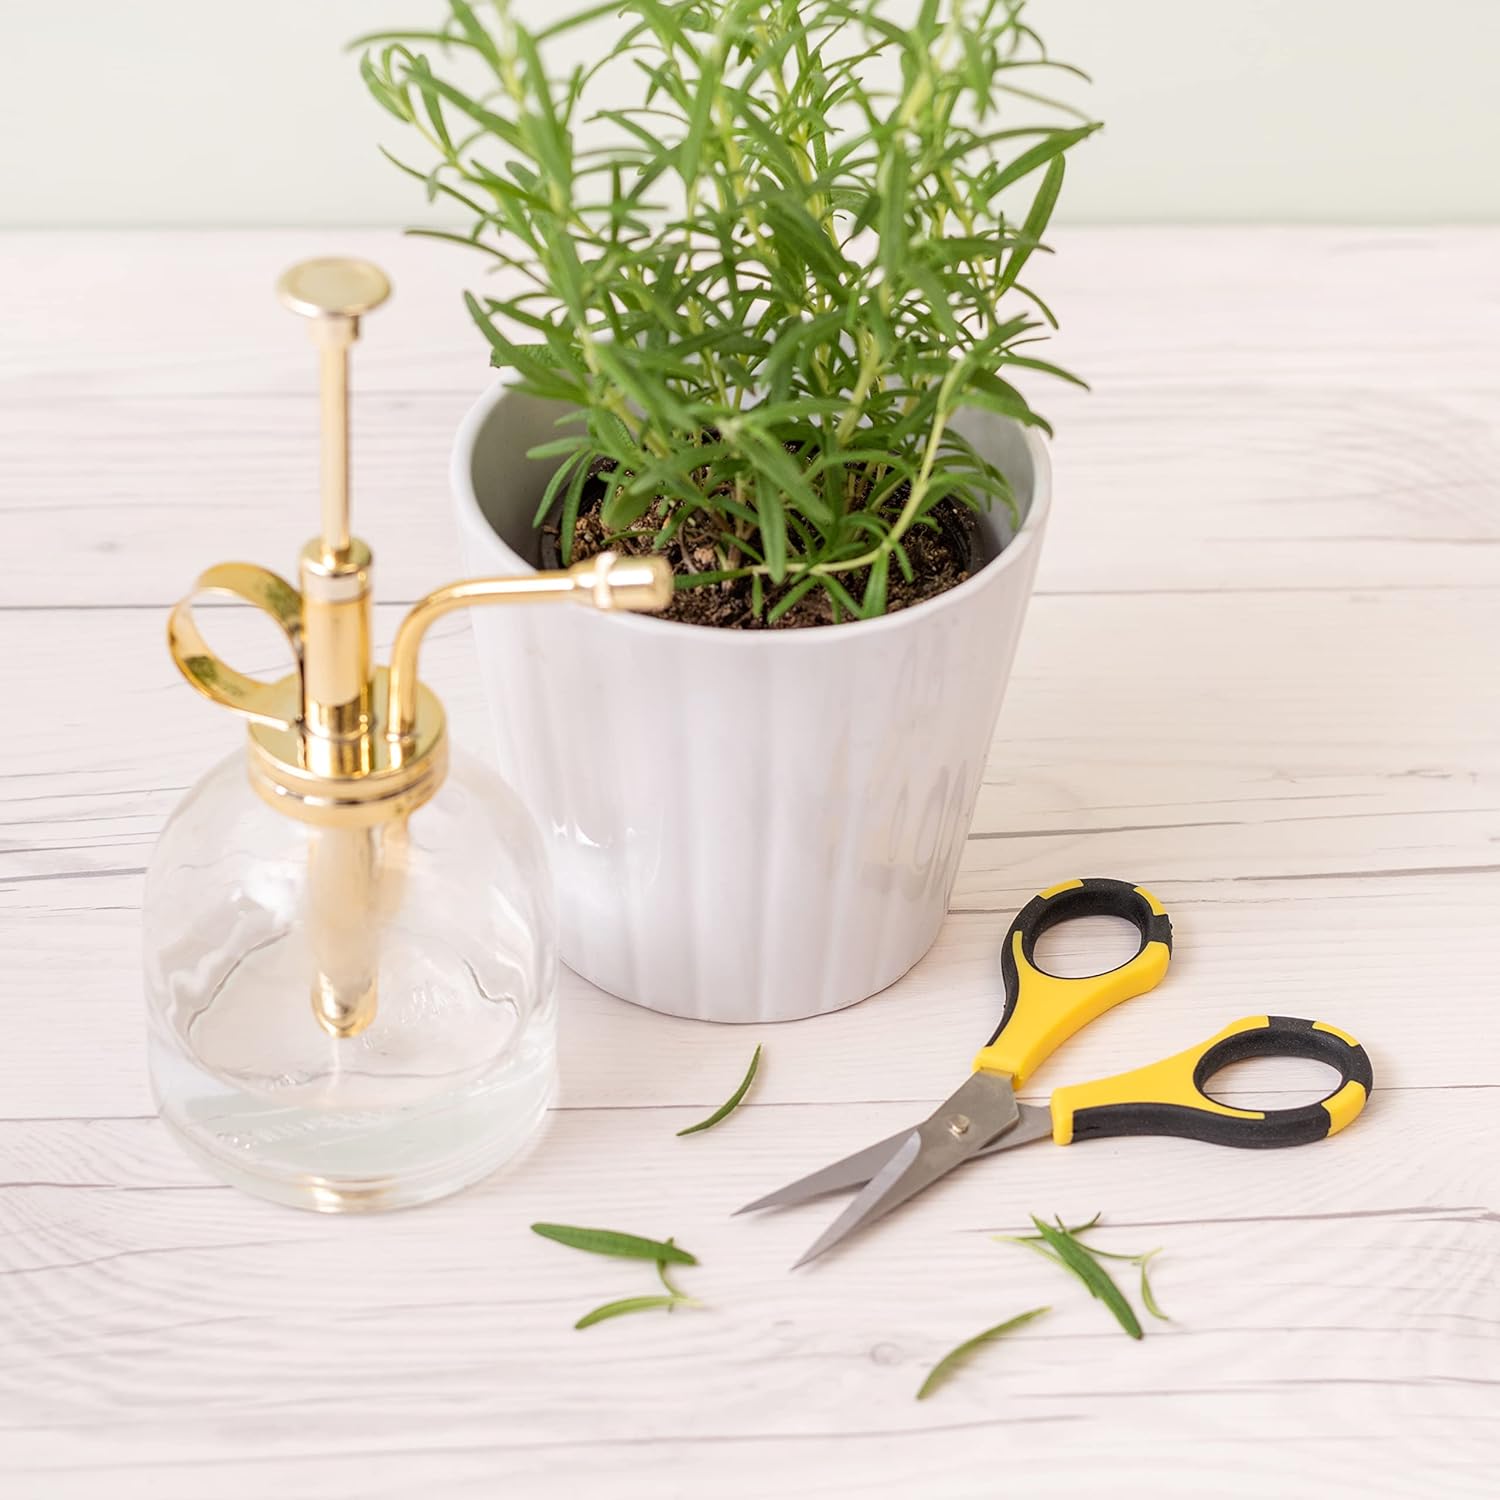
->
xmin=167 ymin=562 xmax=304 ymax=728
xmin=1049 ymin=1015 xmax=1373 ymax=1149
xmin=972 ymin=878 xmax=1172 ymax=1086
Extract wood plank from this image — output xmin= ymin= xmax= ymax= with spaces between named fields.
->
xmin=0 ymin=877 xmax=1496 ymax=1117
xmin=4 ymin=590 xmax=1495 ymax=888
xmin=0 ymin=1099 xmax=1494 ymax=1498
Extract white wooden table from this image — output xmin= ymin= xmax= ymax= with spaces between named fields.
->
xmin=2 ymin=229 xmax=1497 ymax=1498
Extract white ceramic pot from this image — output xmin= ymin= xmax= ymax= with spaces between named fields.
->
xmin=451 ymin=385 xmax=1050 ymax=1022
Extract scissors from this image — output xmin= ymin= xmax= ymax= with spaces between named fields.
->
xmin=739 ymin=877 xmax=1373 ymax=1267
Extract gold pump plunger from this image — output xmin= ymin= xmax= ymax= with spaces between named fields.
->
xmin=276 ymin=260 xmax=389 ymax=1038
xmin=166 ymin=257 xmax=672 ymax=1041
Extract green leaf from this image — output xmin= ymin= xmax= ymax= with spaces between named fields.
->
xmin=407 ymin=54 xmax=454 ymax=152
xmin=574 ymin=1294 xmax=685 ymax=1329
xmin=936 ymin=124 xmax=1073 ymax=168
xmin=527 ymin=435 xmax=592 ymax=461
xmin=997 ymin=154 xmax=1066 ymax=296
xmin=758 ymin=196 xmax=849 ymax=292
xmin=534 ymin=449 xmax=583 ymax=527
xmin=996 ymin=352 xmax=1089 ymax=389
xmin=462 ymin=294 xmax=585 ymax=399
xmin=1024 ymin=1216 xmax=1142 ymax=1339
xmin=656 ymin=1238 xmax=687 ymax=1299
xmin=515 ymin=27 xmax=573 ymax=190
xmin=876 ymin=142 xmax=907 ymax=283
xmin=764 ymin=573 xmax=818 ymax=624
xmin=599 ymin=484 xmax=653 ymax=534
xmin=534 ymin=0 xmax=634 ymax=44
xmin=558 ymin=442 xmax=594 ymax=561
xmin=820 ymin=573 xmax=863 ymax=622
xmin=860 ymin=551 xmax=889 ymax=618
xmin=447 ymin=0 xmax=502 ymax=75
xmin=677 ymin=1045 xmax=762 ymax=1136
xmin=531 ymin=1223 xmax=698 ymax=1265
xmin=349 ymin=29 xmax=481 ymax=53
xmin=755 ymin=477 xmax=789 ymax=581
xmin=965 ymin=371 xmax=1053 ymax=436
xmin=1138 ymin=1250 xmax=1170 ymax=1322
xmin=359 ymin=52 xmax=415 ymax=124
xmin=401 ymin=70 xmax=524 ymax=154
xmin=1005 ymin=1213 xmax=1101 ymax=1241
xmin=984 ymin=123 xmax=1099 ymax=198
xmin=916 ymin=1306 xmax=1051 ymax=1400
xmin=677 ymin=25 xmax=720 ymax=193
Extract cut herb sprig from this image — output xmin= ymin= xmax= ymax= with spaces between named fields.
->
xmin=533 ymin=1223 xmax=703 ymax=1329
xmin=531 ymin=1223 xmax=697 ymax=1264
xmin=677 ymin=1044 xmax=762 ymax=1136
xmin=997 ymin=1213 xmax=1168 ymax=1339
xmin=656 ymin=1241 xmax=688 ymax=1300
xmin=575 ymin=1294 xmax=696 ymax=1329
xmin=916 ymin=1305 xmax=1050 ymax=1401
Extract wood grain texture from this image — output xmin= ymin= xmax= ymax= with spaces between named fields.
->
xmin=2 ymin=229 xmax=1498 ymax=1498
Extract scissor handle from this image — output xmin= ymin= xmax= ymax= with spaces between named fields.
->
xmin=972 ymin=878 xmax=1172 ymax=1086
xmin=1050 ymin=1015 xmax=1373 ymax=1149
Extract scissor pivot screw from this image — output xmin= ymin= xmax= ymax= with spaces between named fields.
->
xmin=947 ymin=1114 xmax=972 ymax=1138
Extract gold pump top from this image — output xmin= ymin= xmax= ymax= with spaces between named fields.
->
xmin=276 ymin=258 xmax=393 ymax=321
xmin=166 ymin=256 xmax=673 ymax=834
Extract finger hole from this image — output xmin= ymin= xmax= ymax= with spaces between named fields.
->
xmin=1031 ymin=914 xmax=1143 ymax=978
xmin=1202 ymin=1054 xmax=1344 ymax=1111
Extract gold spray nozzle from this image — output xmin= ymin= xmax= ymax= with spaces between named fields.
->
xmin=387 ymin=551 xmax=672 ymax=744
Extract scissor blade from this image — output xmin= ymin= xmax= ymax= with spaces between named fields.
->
xmin=791 ymin=1071 xmax=1019 ymax=1269
xmin=740 ymin=1100 xmax=1053 ymax=1217
xmin=973 ymin=1101 xmax=1054 ymax=1156
xmin=735 ymin=1127 xmax=914 ymax=1214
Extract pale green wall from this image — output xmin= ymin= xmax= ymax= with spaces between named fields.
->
xmin=3 ymin=0 xmax=1496 ymax=226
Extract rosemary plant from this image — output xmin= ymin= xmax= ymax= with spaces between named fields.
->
xmin=358 ymin=0 xmax=1096 ymax=623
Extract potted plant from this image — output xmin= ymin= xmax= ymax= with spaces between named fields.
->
xmin=357 ymin=0 xmax=1097 ymax=1022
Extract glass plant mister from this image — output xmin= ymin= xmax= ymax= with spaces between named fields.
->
xmin=143 ymin=259 xmax=670 ymax=1210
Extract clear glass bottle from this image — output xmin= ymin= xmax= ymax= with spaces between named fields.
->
xmin=144 ymin=747 xmax=557 ymax=1212
xmin=145 ymin=257 xmax=668 ymax=1212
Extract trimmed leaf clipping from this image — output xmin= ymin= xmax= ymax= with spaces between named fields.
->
xmin=1027 ymin=1215 xmax=1142 ymax=1339
xmin=677 ymin=1045 xmax=762 ymax=1136
xmin=575 ymin=1294 xmax=686 ymax=1330
xmin=997 ymin=1213 xmax=1170 ymax=1338
xmin=916 ymin=1306 xmax=1051 ymax=1400
xmin=531 ymin=1223 xmax=698 ymax=1265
